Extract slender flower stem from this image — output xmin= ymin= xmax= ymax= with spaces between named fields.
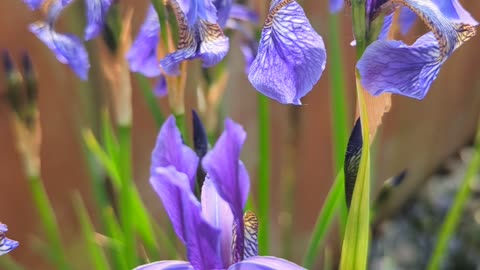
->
xmin=117 ymin=124 xmax=137 ymax=267
xmin=303 ymin=170 xmax=345 ymax=268
xmin=136 ymin=75 xmax=165 ymax=128
xmin=28 ymin=175 xmax=70 ymax=270
xmin=427 ymin=120 xmax=480 ymax=270
xmin=327 ymin=12 xmax=350 ymax=234
xmin=174 ymin=113 xmax=186 ymax=139
xmin=257 ymin=94 xmax=270 ymax=255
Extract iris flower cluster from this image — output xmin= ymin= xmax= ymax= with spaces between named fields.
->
xmin=135 ymin=115 xmax=304 ymax=270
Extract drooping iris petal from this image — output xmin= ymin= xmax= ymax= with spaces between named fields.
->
xmin=329 ymin=0 xmax=344 ymax=13
xmin=84 ymin=0 xmax=113 ymax=40
xmin=150 ymin=166 xmax=222 ymax=270
xmin=153 ymin=75 xmax=168 ymax=97
xmin=228 ymin=256 xmax=306 ymax=270
xmin=197 ymin=20 xmax=230 ymax=68
xmin=213 ymin=0 xmax=233 ymax=27
xmin=248 ymin=0 xmax=326 ymax=105
xmin=160 ymin=0 xmax=229 ymax=75
xmin=378 ymin=14 xmax=394 ymax=40
xmin=127 ymin=5 xmax=161 ymax=77
xmin=201 ymin=177 xmax=234 ymax=267
xmin=29 ymin=22 xmax=90 ymax=80
xmin=23 ymin=0 xmax=44 ymax=10
xmin=0 ymin=224 xmax=19 ymax=256
xmin=133 ymin=260 xmax=193 ymax=270
xmin=151 ymin=116 xmax=199 ymax=189
xmin=357 ymin=0 xmax=476 ymax=99
xmin=240 ymin=211 xmax=258 ymax=259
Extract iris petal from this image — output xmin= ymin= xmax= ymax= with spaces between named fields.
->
xmin=198 ymin=20 xmax=229 ymax=68
xmin=329 ymin=0 xmax=344 ymax=13
xmin=85 ymin=0 xmax=113 ymax=40
xmin=154 ymin=75 xmax=168 ymax=97
xmin=201 ymin=177 xmax=234 ymax=267
xmin=202 ymin=119 xmax=249 ymax=262
xmin=127 ymin=5 xmax=161 ymax=77
xmin=29 ymin=22 xmax=90 ymax=80
xmin=213 ymin=0 xmax=233 ymax=27
xmin=151 ymin=116 xmax=199 ymax=189
xmin=150 ymin=167 xmax=222 ymax=270
xmin=248 ymin=0 xmax=326 ymax=105
xmin=23 ymin=0 xmax=44 ymax=10
xmin=228 ymin=256 xmax=306 ymax=270
xmin=229 ymin=4 xmax=259 ymax=24
xmin=0 ymin=224 xmax=19 ymax=256
xmin=358 ymin=0 xmax=476 ymax=99
xmin=134 ymin=261 xmax=193 ymax=270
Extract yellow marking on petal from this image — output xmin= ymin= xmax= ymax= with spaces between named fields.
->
xmin=243 ymin=211 xmax=259 ymax=259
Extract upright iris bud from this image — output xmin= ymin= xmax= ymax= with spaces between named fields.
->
xmin=3 ymin=51 xmax=41 ymax=177
xmin=192 ymin=110 xmax=209 ymax=196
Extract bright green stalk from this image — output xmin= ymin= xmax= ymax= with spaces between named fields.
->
xmin=427 ymin=121 xmax=480 ymax=270
xmin=303 ymin=170 xmax=345 ymax=268
xmin=257 ymin=94 xmax=270 ymax=255
xmin=175 ymin=113 xmax=187 ymax=139
xmin=327 ymin=12 xmax=350 ymax=234
xmin=28 ymin=175 xmax=70 ymax=270
xmin=152 ymin=0 xmax=170 ymax=52
xmin=117 ymin=125 xmax=137 ymax=268
xmin=136 ymin=75 xmax=165 ymax=128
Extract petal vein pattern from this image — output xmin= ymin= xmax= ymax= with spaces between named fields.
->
xmin=248 ymin=0 xmax=326 ymax=105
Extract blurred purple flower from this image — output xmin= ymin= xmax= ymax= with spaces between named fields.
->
xmin=357 ymin=0 xmax=476 ymax=100
xmin=135 ymin=116 xmax=305 ymax=270
xmin=23 ymin=0 xmax=45 ymax=10
xmin=0 ymin=223 xmax=19 ymax=256
xmin=248 ymin=0 xmax=326 ymax=105
xmin=29 ymin=1 xmax=90 ymax=79
xmin=330 ymin=0 xmax=344 ymax=13
xmin=160 ymin=0 xmax=229 ymax=75
xmin=84 ymin=0 xmax=113 ymax=40
xmin=127 ymin=5 xmax=161 ymax=77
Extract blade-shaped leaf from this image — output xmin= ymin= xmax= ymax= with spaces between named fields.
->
xmin=339 ymin=80 xmax=371 ymax=270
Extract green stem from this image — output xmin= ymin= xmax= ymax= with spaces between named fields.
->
xmin=174 ymin=113 xmax=186 ymax=139
xmin=427 ymin=122 xmax=480 ymax=270
xmin=257 ymin=94 xmax=270 ymax=255
xmin=136 ymin=75 xmax=165 ymax=128
xmin=327 ymin=13 xmax=350 ymax=235
xmin=302 ymin=170 xmax=344 ymax=268
xmin=28 ymin=175 xmax=70 ymax=270
xmin=117 ymin=125 xmax=137 ymax=268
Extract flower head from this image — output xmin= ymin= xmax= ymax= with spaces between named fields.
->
xmin=248 ymin=0 xmax=327 ymax=105
xmin=0 ymin=223 xmax=19 ymax=256
xmin=357 ymin=0 xmax=476 ymax=100
xmin=28 ymin=0 xmax=90 ymax=79
xmin=160 ymin=0 xmax=229 ymax=76
xmin=84 ymin=0 xmax=114 ymax=40
xmin=135 ymin=115 xmax=304 ymax=270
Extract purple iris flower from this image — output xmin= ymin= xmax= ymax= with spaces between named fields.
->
xmin=330 ymin=0 xmax=345 ymax=13
xmin=127 ymin=5 xmax=161 ymax=77
xmin=29 ymin=0 xmax=90 ymax=80
xmin=357 ymin=0 xmax=477 ymax=100
xmin=0 ymin=223 xmax=19 ymax=256
xmin=135 ymin=115 xmax=305 ymax=270
xmin=399 ymin=0 xmax=478 ymax=35
xmin=23 ymin=0 xmax=45 ymax=10
xmin=248 ymin=0 xmax=327 ymax=105
xmin=84 ymin=0 xmax=114 ymax=40
xmin=159 ymin=0 xmax=229 ymax=76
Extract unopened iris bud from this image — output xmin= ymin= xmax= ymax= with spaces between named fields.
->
xmin=344 ymin=118 xmax=363 ymax=209
xmin=21 ymin=52 xmax=37 ymax=107
xmin=3 ymin=51 xmax=24 ymax=117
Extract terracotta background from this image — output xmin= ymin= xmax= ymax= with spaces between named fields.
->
xmin=0 ymin=0 xmax=479 ymax=269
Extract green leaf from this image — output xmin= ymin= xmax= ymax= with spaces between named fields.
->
xmin=339 ymin=81 xmax=371 ymax=270
xmin=135 ymin=74 xmax=165 ymax=128
xmin=73 ymin=193 xmax=110 ymax=270
xmin=302 ymin=169 xmax=346 ymax=268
